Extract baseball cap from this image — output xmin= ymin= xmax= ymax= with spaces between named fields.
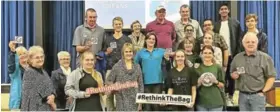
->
xmin=156 ymin=5 xmax=166 ymax=11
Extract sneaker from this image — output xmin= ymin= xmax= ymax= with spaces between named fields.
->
xmin=226 ymin=98 xmax=234 ymax=106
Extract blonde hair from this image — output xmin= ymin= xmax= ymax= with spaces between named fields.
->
xmin=28 ymin=46 xmax=44 ymax=64
xmin=15 ymin=46 xmax=27 ymax=56
xmin=57 ymin=51 xmax=70 ymax=60
xmin=79 ymin=51 xmax=103 ymax=87
xmin=112 ymin=16 xmax=123 ymax=26
xmin=121 ymin=43 xmax=134 ymax=58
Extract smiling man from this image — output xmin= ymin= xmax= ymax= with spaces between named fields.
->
xmin=241 ymin=14 xmax=268 ymax=53
xmin=230 ymin=32 xmax=276 ymax=111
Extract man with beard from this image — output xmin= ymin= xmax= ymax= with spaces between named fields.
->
xmin=72 ymin=8 xmax=106 ymax=67
xmin=213 ymin=3 xmax=243 ymax=106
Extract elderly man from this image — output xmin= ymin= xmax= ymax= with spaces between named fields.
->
xmin=230 ymin=32 xmax=276 ymax=111
xmin=175 ymin=4 xmax=203 ymax=41
xmin=72 ymin=8 xmax=106 ymax=67
xmin=51 ymin=51 xmax=72 ymax=109
xmin=146 ymin=5 xmax=176 ymax=49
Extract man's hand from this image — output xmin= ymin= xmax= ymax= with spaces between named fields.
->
xmin=105 ymin=47 xmax=113 ymax=55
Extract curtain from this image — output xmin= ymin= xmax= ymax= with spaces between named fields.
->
xmin=42 ymin=1 xmax=84 ymax=73
xmin=1 ymin=1 xmax=35 ymax=83
xmin=238 ymin=1 xmax=280 ymax=79
xmin=190 ymin=1 xmax=230 ymax=25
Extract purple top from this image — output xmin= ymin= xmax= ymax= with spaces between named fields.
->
xmin=146 ymin=19 xmax=176 ymax=48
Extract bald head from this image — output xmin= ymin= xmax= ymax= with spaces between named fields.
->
xmin=242 ymin=32 xmax=258 ymax=53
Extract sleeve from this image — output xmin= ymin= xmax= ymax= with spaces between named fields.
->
xmin=51 ymin=71 xmax=59 ymax=95
xmin=218 ymin=34 xmax=229 ymax=50
xmin=190 ymin=69 xmax=198 ymax=86
xmin=236 ymin=22 xmax=243 ymax=53
xmin=259 ymin=33 xmax=268 ymax=53
xmin=193 ymin=37 xmax=202 ymax=55
xmin=166 ymin=71 xmax=173 ymax=89
xmin=137 ymin=65 xmax=144 ymax=93
xmin=217 ymin=65 xmax=225 ymax=83
xmin=197 ymin=24 xmax=204 ymax=38
xmin=102 ymin=35 xmax=109 ymax=52
xmin=21 ymin=70 xmax=36 ymax=111
xmin=126 ymin=36 xmax=132 ymax=43
xmin=105 ymin=65 xmax=117 ymax=85
xmin=171 ymin=23 xmax=176 ymax=40
xmin=145 ymin=23 xmax=150 ymax=34
xmin=64 ymin=71 xmax=86 ymax=99
xmin=134 ymin=51 xmax=142 ymax=64
xmin=8 ymin=51 xmax=16 ymax=74
xmin=72 ymin=26 xmax=82 ymax=46
xmin=264 ymin=56 xmax=277 ymax=78
xmin=230 ymin=56 xmax=238 ymax=73
xmin=100 ymin=32 xmax=107 ymax=53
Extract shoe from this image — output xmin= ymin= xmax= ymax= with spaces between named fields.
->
xmin=226 ymin=98 xmax=234 ymax=106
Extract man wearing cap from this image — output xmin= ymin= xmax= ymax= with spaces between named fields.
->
xmin=230 ymin=32 xmax=276 ymax=111
xmin=72 ymin=8 xmax=106 ymax=67
xmin=174 ymin=4 xmax=203 ymax=44
xmin=146 ymin=5 xmax=176 ymax=49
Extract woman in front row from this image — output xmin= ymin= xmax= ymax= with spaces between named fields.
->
xmin=65 ymin=51 xmax=104 ymax=111
xmin=166 ymin=50 xmax=197 ymax=111
xmin=106 ymin=43 xmax=144 ymax=111
xmin=195 ymin=45 xmax=225 ymax=111
xmin=21 ymin=46 xmax=56 ymax=111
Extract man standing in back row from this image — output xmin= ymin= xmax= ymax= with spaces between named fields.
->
xmin=72 ymin=8 xmax=106 ymax=67
xmin=214 ymin=3 xmax=243 ymax=106
xmin=146 ymin=5 xmax=176 ymax=49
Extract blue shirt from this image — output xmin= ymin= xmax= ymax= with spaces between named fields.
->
xmin=134 ymin=48 xmax=165 ymax=84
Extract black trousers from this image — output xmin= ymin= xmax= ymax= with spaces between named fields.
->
xmin=225 ymin=56 xmax=235 ymax=96
xmin=143 ymin=84 xmax=162 ymax=111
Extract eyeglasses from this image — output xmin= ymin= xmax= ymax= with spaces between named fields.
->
xmin=33 ymin=55 xmax=45 ymax=60
xmin=60 ymin=58 xmax=70 ymax=61
xmin=186 ymin=29 xmax=194 ymax=32
xmin=203 ymin=24 xmax=212 ymax=27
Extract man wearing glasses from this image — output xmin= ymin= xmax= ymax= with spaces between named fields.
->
xmin=195 ymin=19 xmax=229 ymax=71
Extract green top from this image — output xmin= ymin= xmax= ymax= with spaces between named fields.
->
xmin=195 ymin=63 xmax=225 ymax=108
xmin=186 ymin=54 xmax=202 ymax=68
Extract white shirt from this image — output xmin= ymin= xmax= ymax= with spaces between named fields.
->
xmin=219 ymin=20 xmax=231 ymax=55
xmin=60 ymin=66 xmax=71 ymax=76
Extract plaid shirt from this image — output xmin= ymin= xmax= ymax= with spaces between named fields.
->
xmin=194 ymin=32 xmax=228 ymax=54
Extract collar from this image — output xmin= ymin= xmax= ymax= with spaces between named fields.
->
xmin=155 ymin=19 xmax=167 ymax=25
xmin=131 ymin=32 xmax=144 ymax=37
xmin=144 ymin=48 xmax=156 ymax=52
xmin=180 ymin=18 xmax=192 ymax=25
xmin=30 ymin=66 xmax=43 ymax=74
xmin=243 ymin=51 xmax=258 ymax=57
xmin=60 ymin=66 xmax=71 ymax=75
xmin=84 ymin=22 xmax=97 ymax=29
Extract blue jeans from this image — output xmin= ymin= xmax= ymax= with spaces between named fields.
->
xmin=238 ymin=92 xmax=266 ymax=111
xmin=196 ymin=105 xmax=223 ymax=111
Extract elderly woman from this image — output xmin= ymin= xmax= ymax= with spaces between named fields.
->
xmin=8 ymin=41 xmax=28 ymax=110
xmin=128 ymin=20 xmax=145 ymax=52
xmin=51 ymin=51 xmax=72 ymax=109
xmin=166 ymin=50 xmax=197 ymax=111
xmin=65 ymin=51 xmax=104 ymax=111
xmin=195 ymin=45 xmax=225 ymax=111
xmin=21 ymin=46 xmax=56 ymax=111
xmin=106 ymin=43 xmax=144 ymax=111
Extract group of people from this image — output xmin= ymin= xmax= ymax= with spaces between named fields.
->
xmin=8 ymin=3 xmax=276 ymax=111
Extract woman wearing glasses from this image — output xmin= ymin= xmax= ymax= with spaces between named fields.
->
xmin=51 ymin=51 xmax=72 ymax=110
xmin=21 ymin=46 xmax=56 ymax=111
xmin=8 ymin=41 xmax=28 ymax=110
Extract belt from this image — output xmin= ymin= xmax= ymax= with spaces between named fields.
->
xmin=240 ymin=90 xmax=262 ymax=95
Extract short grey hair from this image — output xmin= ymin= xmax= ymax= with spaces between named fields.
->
xmin=57 ymin=51 xmax=70 ymax=60
xmin=180 ymin=4 xmax=190 ymax=11
xmin=242 ymin=32 xmax=259 ymax=44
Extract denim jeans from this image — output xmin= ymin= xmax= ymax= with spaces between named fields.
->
xmin=238 ymin=92 xmax=266 ymax=111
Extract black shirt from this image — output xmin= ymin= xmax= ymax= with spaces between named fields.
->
xmin=166 ymin=67 xmax=197 ymax=95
